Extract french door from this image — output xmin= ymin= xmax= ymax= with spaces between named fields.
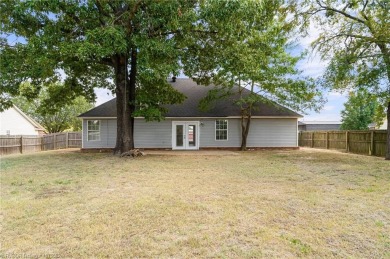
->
xmin=172 ymin=121 xmax=199 ymax=150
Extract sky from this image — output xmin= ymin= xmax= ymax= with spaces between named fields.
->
xmin=293 ymin=25 xmax=348 ymax=122
xmin=93 ymin=26 xmax=348 ymax=122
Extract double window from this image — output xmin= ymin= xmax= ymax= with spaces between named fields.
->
xmin=215 ymin=119 xmax=228 ymax=140
xmin=87 ymin=120 xmax=100 ymax=141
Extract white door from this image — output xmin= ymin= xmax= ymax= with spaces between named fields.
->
xmin=172 ymin=121 xmax=199 ymax=150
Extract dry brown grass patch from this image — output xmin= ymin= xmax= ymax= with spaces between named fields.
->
xmin=1 ymin=149 xmax=389 ymax=258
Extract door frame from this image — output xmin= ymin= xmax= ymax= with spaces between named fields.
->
xmin=172 ymin=121 xmax=200 ymax=150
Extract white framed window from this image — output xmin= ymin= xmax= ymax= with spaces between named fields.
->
xmin=215 ymin=119 xmax=228 ymax=141
xmin=87 ymin=120 xmax=100 ymax=141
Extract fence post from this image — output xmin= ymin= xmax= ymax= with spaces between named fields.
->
xmin=66 ymin=132 xmax=69 ymax=149
xmin=298 ymin=132 xmax=301 ymax=146
xmin=370 ymin=131 xmax=375 ymax=156
xmin=311 ymin=132 xmax=314 ymax=148
xmin=326 ymin=132 xmax=329 ymax=149
xmin=20 ymin=136 xmax=23 ymax=154
xmin=346 ymin=131 xmax=349 ymax=152
xmin=54 ymin=134 xmax=56 ymax=150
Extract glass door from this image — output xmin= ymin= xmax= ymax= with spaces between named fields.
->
xmin=172 ymin=122 xmax=199 ymax=150
xmin=186 ymin=124 xmax=197 ymax=149
xmin=175 ymin=124 xmax=184 ymax=148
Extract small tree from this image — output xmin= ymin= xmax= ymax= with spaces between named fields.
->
xmin=340 ymin=90 xmax=382 ymax=130
xmin=13 ymin=83 xmax=94 ymax=133
xmin=191 ymin=1 xmax=323 ymax=150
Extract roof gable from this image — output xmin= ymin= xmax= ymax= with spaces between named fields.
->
xmin=79 ymin=79 xmax=302 ymax=118
xmin=12 ymin=105 xmax=46 ymax=132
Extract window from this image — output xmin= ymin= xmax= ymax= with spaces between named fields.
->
xmin=87 ymin=120 xmax=100 ymax=141
xmin=215 ymin=120 xmax=228 ymax=140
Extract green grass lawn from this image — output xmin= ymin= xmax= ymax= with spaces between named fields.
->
xmin=1 ymin=149 xmax=389 ymax=258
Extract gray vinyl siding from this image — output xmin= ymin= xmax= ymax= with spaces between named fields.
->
xmin=199 ymin=118 xmax=297 ymax=147
xmin=198 ymin=119 xmax=241 ymax=147
xmin=134 ymin=118 xmax=241 ymax=148
xmin=247 ymin=118 xmax=297 ymax=147
xmin=82 ymin=119 xmax=117 ymax=148
xmin=134 ymin=120 xmax=172 ymax=148
xmin=83 ymin=118 xmax=298 ymax=148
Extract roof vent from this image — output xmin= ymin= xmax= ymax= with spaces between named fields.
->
xmin=172 ymin=76 xmax=176 ymax=82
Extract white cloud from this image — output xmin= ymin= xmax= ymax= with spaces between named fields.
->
xmin=328 ymin=91 xmax=343 ymax=97
xmin=298 ymin=59 xmax=326 ymax=78
xmin=322 ymin=105 xmax=335 ymax=111
xmin=302 ymin=113 xmax=341 ymax=121
xmin=295 ymin=25 xmax=328 ymax=78
xmin=328 ymin=90 xmax=349 ymax=100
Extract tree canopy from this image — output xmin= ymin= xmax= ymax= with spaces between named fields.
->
xmin=340 ymin=90 xmax=381 ymax=130
xmin=1 ymin=0 xmax=323 ymax=154
xmin=302 ymin=0 xmax=390 ymax=159
xmin=13 ymin=82 xmax=94 ymax=133
xmin=188 ymin=1 xmax=324 ymax=150
xmin=1 ymin=0 xmax=199 ymax=153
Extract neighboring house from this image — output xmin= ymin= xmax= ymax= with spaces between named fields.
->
xmin=298 ymin=121 xmax=306 ymax=131
xmin=369 ymin=119 xmax=388 ymax=130
xmin=378 ymin=119 xmax=387 ymax=130
xmin=0 ymin=105 xmax=46 ymax=135
xmin=79 ymin=79 xmax=302 ymax=150
xmin=298 ymin=121 xmax=342 ymax=131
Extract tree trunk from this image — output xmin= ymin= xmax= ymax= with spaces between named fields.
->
xmin=240 ymin=82 xmax=254 ymax=151
xmin=128 ymin=49 xmax=137 ymax=147
xmin=386 ymin=101 xmax=390 ymax=160
xmin=240 ymin=110 xmax=252 ymax=151
xmin=377 ymin=43 xmax=390 ymax=160
xmin=113 ymin=51 xmax=136 ymax=154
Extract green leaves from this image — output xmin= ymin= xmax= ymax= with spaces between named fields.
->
xmin=13 ymin=82 xmax=94 ymax=133
xmin=1 ymin=0 xmax=323 ymax=122
xmin=188 ymin=0 xmax=323 ymax=114
xmin=303 ymin=0 xmax=389 ymax=98
xmin=340 ymin=90 xmax=382 ymax=130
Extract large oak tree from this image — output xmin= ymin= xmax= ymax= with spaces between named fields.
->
xmin=1 ymin=0 xmax=198 ymax=154
xmin=302 ymin=0 xmax=390 ymax=159
xmin=1 ymin=0 xmax=321 ymax=153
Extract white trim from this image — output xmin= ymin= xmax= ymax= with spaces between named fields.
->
xmin=87 ymin=120 xmax=101 ymax=141
xmin=81 ymin=119 xmax=84 ymax=148
xmin=82 ymin=119 xmax=84 ymax=148
xmin=172 ymin=121 xmax=200 ymax=150
xmin=215 ymin=119 xmax=228 ymax=141
xmin=296 ymin=118 xmax=299 ymax=147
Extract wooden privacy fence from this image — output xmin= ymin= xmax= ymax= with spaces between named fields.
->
xmin=0 ymin=132 xmax=81 ymax=156
xmin=299 ymin=130 xmax=387 ymax=157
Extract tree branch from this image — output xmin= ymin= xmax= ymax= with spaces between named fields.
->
xmin=339 ymin=33 xmax=378 ymax=43
xmin=95 ymin=1 xmax=112 ymax=26
xmin=58 ymin=3 xmax=82 ymax=25
xmin=315 ymin=0 xmax=367 ymax=25
xmin=148 ymin=29 xmax=218 ymax=38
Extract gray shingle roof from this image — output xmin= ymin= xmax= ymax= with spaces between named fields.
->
xmin=79 ymin=79 xmax=302 ymax=118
